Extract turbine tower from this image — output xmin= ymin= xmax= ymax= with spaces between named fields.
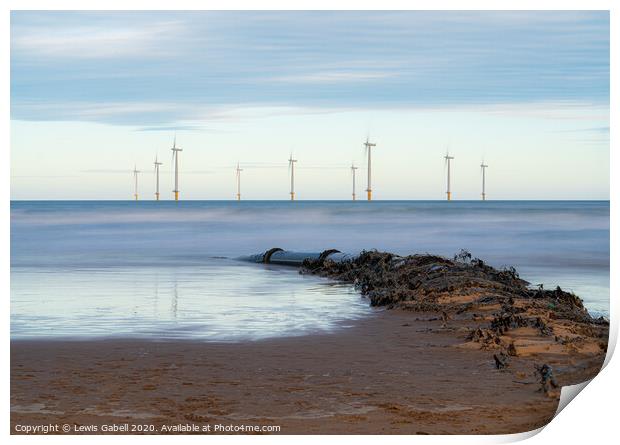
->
xmin=235 ymin=162 xmax=243 ymax=201
xmin=351 ymin=163 xmax=358 ymax=201
xmin=171 ymin=136 xmax=182 ymax=201
xmin=444 ymin=152 xmax=454 ymax=201
xmin=133 ymin=165 xmax=140 ymax=201
xmin=480 ymin=162 xmax=488 ymax=201
xmin=363 ymin=137 xmax=377 ymax=201
xmin=288 ymin=154 xmax=297 ymax=201
xmin=153 ymin=156 xmax=162 ymax=201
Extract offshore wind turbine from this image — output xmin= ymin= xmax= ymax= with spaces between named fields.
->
xmin=444 ymin=152 xmax=454 ymax=201
xmin=480 ymin=161 xmax=488 ymax=201
xmin=153 ymin=156 xmax=162 ymax=201
xmin=235 ymin=162 xmax=243 ymax=201
xmin=351 ymin=163 xmax=358 ymax=201
xmin=132 ymin=165 xmax=140 ymax=201
xmin=363 ymin=137 xmax=377 ymax=201
xmin=171 ymin=136 xmax=183 ymax=201
xmin=288 ymin=154 xmax=297 ymax=201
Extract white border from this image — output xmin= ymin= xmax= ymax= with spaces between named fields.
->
xmin=3 ymin=1 xmax=616 ymax=444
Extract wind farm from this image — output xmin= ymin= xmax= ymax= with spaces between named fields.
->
xmin=171 ymin=136 xmax=182 ymax=202
xmin=132 ymin=135 xmax=489 ymax=201
xmin=154 ymin=156 xmax=162 ymax=201
xmin=444 ymin=152 xmax=455 ymax=201
xmin=351 ymin=163 xmax=358 ymax=201
xmin=288 ymin=154 xmax=297 ymax=201
xmin=481 ymin=162 xmax=489 ymax=201
xmin=363 ymin=137 xmax=377 ymax=201
xmin=132 ymin=165 xmax=140 ymax=201
xmin=236 ymin=162 xmax=243 ymax=201
xmin=131 ymin=136 xmax=494 ymax=201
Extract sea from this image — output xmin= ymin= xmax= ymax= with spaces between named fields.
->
xmin=10 ymin=200 xmax=609 ymax=341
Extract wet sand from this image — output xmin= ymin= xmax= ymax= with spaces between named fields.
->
xmin=10 ymin=308 xmax=604 ymax=435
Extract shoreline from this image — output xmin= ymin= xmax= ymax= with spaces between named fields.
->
xmin=11 ymin=251 xmax=608 ymax=435
xmin=10 ymin=307 xmax=604 ymax=435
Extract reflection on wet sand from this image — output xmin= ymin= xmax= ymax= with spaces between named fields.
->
xmin=11 ymin=261 xmax=372 ymax=341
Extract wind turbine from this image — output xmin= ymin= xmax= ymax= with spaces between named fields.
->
xmin=480 ymin=161 xmax=488 ymax=201
xmin=153 ymin=156 xmax=162 ymax=201
xmin=235 ymin=162 xmax=243 ymax=201
xmin=288 ymin=154 xmax=298 ymax=201
xmin=363 ymin=137 xmax=377 ymax=201
xmin=171 ymin=136 xmax=183 ymax=201
xmin=444 ymin=151 xmax=454 ymax=201
xmin=133 ymin=165 xmax=140 ymax=201
xmin=351 ymin=163 xmax=358 ymax=201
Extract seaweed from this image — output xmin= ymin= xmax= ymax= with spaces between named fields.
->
xmin=301 ymin=250 xmax=608 ymax=375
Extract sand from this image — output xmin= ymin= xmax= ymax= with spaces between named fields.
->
xmin=10 ymin=308 xmax=605 ymax=435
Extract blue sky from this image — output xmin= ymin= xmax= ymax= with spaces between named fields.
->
xmin=10 ymin=11 xmax=609 ymax=200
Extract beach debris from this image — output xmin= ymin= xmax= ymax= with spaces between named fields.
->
xmin=507 ymin=342 xmax=518 ymax=357
xmin=440 ymin=311 xmax=450 ymax=327
xmin=536 ymin=364 xmax=559 ymax=394
xmin=490 ymin=313 xmax=528 ymax=334
xmin=534 ymin=317 xmax=553 ymax=336
xmin=466 ymin=328 xmax=501 ymax=347
xmin=493 ymin=352 xmax=509 ymax=369
xmin=454 ymin=249 xmax=472 ymax=263
xmin=184 ymin=413 xmax=210 ymax=423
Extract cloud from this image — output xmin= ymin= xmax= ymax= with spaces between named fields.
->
xmin=10 ymin=11 xmax=609 ymax=127
xmin=11 ymin=20 xmax=182 ymax=59
xmin=10 ymin=100 xmax=354 ymax=127
xmin=135 ymin=125 xmax=213 ymax=133
xmin=559 ymin=126 xmax=610 ymax=134
xmin=11 ymin=99 xmax=610 ymax=133
xmin=469 ymin=101 xmax=609 ymax=121
xmin=273 ymin=71 xmax=395 ymax=83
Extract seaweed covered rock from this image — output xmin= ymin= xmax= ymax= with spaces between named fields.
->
xmin=301 ymin=250 xmax=609 ymax=373
xmin=302 ymin=250 xmax=531 ymax=308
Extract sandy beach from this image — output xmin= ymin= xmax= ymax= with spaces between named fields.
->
xmin=11 ymin=307 xmax=605 ymax=435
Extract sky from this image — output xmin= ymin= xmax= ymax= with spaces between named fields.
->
xmin=10 ymin=11 xmax=610 ymax=200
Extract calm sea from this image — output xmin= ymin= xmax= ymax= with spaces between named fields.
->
xmin=10 ymin=200 xmax=609 ymax=340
